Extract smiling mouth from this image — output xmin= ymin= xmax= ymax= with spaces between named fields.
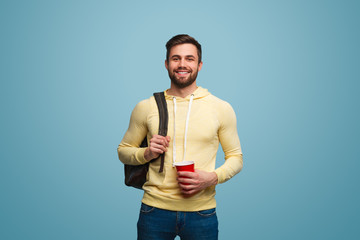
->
xmin=175 ymin=69 xmax=191 ymax=76
xmin=176 ymin=71 xmax=189 ymax=75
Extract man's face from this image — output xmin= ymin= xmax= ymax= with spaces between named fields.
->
xmin=165 ymin=43 xmax=203 ymax=89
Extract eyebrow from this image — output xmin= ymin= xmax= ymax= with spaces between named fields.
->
xmin=170 ymin=54 xmax=196 ymax=59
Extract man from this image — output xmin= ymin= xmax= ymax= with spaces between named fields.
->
xmin=118 ymin=34 xmax=243 ymax=240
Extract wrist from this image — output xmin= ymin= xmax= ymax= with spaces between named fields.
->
xmin=144 ymin=148 xmax=152 ymax=162
xmin=211 ymin=172 xmax=218 ymax=186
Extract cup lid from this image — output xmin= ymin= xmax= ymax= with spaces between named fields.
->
xmin=174 ymin=161 xmax=194 ymax=166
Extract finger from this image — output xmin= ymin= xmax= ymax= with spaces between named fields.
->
xmin=150 ymin=137 xmax=169 ymax=148
xmin=150 ymin=137 xmax=164 ymax=145
xmin=180 ymin=187 xmax=197 ymax=195
xmin=160 ymin=136 xmax=170 ymax=147
xmin=182 ymin=190 xmax=197 ymax=195
xmin=177 ymin=176 xmax=196 ymax=185
xmin=149 ymin=145 xmax=166 ymax=154
xmin=178 ymin=182 xmax=195 ymax=190
xmin=155 ymin=135 xmax=170 ymax=146
xmin=177 ymin=171 xmax=195 ymax=178
xmin=149 ymin=148 xmax=162 ymax=156
xmin=150 ymin=142 xmax=167 ymax=152
xmin=177 ymin=176 xmax=197 ymax=186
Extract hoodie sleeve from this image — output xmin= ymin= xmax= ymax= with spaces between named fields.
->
xmin=117 ymin=99 xmax=150 ymax=165
xmin=214 ymin=101 xmax=243 ymax=184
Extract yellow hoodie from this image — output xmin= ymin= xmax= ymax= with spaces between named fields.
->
xmin=118 ymin=87 xmax=243 ymax=211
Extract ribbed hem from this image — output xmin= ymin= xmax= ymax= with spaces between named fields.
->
xmin=142 ymin=191 xmax=216 ymax=212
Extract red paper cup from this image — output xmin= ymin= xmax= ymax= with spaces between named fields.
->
xmin=174 ymin=161 xmax=195 ymax=185
xmin=174 ymin=161 xmax=194 ymax=185
xmin=174 ymin=161 xmax=195 ymax=172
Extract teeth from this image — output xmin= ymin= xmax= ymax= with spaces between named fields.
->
xmin=178 ymin=72 xmax=188 ymax=74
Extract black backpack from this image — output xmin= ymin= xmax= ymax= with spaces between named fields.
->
xmin=124 ymin=92 xmax=168 ymax=189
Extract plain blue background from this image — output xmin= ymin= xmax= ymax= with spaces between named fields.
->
xmin=1 ymin=0 xmax=359 ymax=239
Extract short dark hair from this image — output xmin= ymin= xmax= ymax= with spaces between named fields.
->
xmin=166 ymin=34 xmax=202 ymax=63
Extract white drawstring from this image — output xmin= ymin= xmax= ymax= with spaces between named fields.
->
xmin=172 ymin=94 xmax=194 ymax=166
xmin=183 ymin=94 xmax=194 ymax=162
xmin=172 ymin=97 xmax=177 ymax=166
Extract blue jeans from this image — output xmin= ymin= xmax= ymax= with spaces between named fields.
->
xmin=137 ymin=203 xmax=218 ymax=240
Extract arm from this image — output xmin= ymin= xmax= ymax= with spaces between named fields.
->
xmin=117 ymin=99 xmax=171 ymax=165
xmin=214 ymin=102 xmax=243 ymax=184
xmin=117 ymin=100 xmax=150 ymax=165
xmin=177 ymin=101 xmax=243 ymax=194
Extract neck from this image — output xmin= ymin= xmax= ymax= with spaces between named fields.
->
xmin=167 ymin=82 xmax=198 ymax=98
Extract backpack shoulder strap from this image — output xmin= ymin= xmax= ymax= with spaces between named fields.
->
xmin=153 ymin=92 xmax=168 ymax=173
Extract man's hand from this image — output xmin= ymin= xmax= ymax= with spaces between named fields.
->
xmin=177 ymin=169 xmax=218 ymax=196
xmin=144 ymin=135 xmax=171 ymax=161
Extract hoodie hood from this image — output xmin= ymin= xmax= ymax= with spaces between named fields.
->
xmin=164 ymin=86 xmax=210 ymax=101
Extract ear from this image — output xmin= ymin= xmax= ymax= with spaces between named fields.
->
xmin=165 ymin=60 xmax=169 ymax=70
xmin=198 ymin=61 xmax=203 ymax=71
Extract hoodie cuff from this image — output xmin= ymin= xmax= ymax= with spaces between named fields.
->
xmin=214 ymin=168 xmax=226 ymax=184
xmin=135 ymin=148 xmax=148 ymax=164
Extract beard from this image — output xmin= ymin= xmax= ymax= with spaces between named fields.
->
xmin=168 ymin=67 xmax=199 ymax=89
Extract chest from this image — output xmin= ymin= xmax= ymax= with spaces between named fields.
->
xmin=147 ymin=100 xmax=219 ymax=143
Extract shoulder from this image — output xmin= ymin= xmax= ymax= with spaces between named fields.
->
xmin=133 ymin=95 xmax=158 ymax=111
xmin=130 ymin=96 xmax=157 ymax=122
xmin=206 ymin=94 xmax=237 ymax=127
xmin=207 ymin=94 xmax=235 ymax=113
xmin=134 ymin=97 xmax=151 ymax=109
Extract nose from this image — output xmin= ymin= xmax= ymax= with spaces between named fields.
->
xmin=179 ymin=58 xmax=186 ymax=68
